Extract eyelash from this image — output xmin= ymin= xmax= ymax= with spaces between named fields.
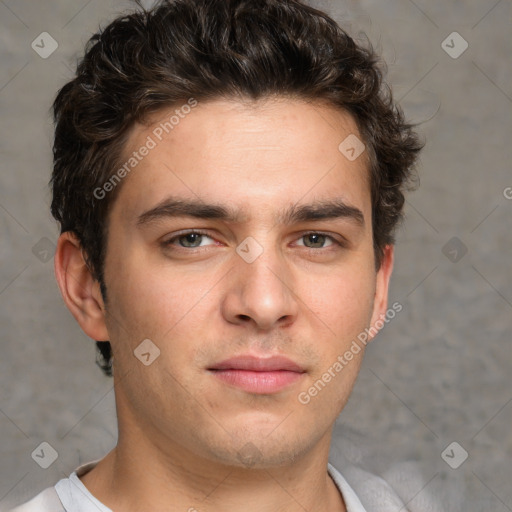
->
xmin=162 ymin=230 xmax=345 ymax=251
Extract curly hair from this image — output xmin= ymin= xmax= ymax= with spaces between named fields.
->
xmin=51 ymin=0 xmax=422 ymax=376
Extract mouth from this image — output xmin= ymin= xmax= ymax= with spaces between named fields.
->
xmin=208 ymin=355 xmax=306 ymax=394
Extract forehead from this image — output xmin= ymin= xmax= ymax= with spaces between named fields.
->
xmin=111 ymin=97 xmax=370 ymax=224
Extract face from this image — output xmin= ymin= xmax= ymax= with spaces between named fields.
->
xmin=95 ymin=98 xmax=393 ymax=468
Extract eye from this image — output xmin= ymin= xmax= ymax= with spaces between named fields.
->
xmin=163 ymin=230 xmax=217 ymax=248
xmin=295 ymin=232 xmax=340 ymax=249
xmin=161 ymin=230 xmax=344 ymax=252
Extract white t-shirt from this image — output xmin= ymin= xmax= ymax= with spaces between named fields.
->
xmin=8 ymin=460 xmax=407 ymax=512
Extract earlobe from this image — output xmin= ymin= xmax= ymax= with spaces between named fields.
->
xmin=54 ymin=232 xmax=110 ymax=341
xmin=368 ymin=244 xmax=395 ymax=341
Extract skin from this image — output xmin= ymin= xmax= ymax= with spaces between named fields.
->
xmin=55 ymin=97 xmax=394 ymax=512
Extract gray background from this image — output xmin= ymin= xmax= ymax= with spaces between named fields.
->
xmin=0 ymin=0 xmax=511 ymax=510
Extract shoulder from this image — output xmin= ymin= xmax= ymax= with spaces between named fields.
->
xmin=329 ymin=460 xmax=444 ymax=512
xmin=7 ymin=486 xmax=65 ymax=512
xmin=329 ymin=462 xmax=407 ymax=512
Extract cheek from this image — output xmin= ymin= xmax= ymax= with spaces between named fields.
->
xmin=295 ymin=268 xmax=374 ymax=415
xmin=109 ymin=272 xmax=170 ymax=334
xmin=105 ymin=256 xmax=219 ymax=350
xmin=299 ymin=261 xmax=376 ymax=342
xmin=102 ymin=249 xmax=173 ymax=351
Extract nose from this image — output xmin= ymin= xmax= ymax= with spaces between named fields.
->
xmin=221 ymin=241 xmax=299 ymax=331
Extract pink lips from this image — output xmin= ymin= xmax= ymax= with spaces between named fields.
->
xmin=208 ymin=355 xmax=305 ymax=394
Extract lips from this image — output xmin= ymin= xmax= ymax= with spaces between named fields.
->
xmin=208 ymin=355 xmax=305 ymax=394
xmin=209 ymin=355 xmax=305 ymax=373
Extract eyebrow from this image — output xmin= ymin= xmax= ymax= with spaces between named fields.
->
xmin=136 ymin=196 xmax=365 ymax=227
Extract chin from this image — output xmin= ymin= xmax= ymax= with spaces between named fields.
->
xmin=201 ymin=428 xmax=317 ymax=470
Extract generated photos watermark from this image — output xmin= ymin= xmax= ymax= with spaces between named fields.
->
xmin=298 ymin=301 xmax=403 ymax=405
xmin=93 ymin=98 xmax=198 ymax=200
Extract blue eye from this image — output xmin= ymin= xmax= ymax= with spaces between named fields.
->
xmin=163 ymin=231 xmax=216 ymax=248
xmin=162 ymin=230 xmax=343 ymax=251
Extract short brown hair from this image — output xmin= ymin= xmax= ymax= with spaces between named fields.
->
xmin=51 ymin=0 xmax=422 ymax=375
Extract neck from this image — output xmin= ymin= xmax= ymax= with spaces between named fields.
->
xmin=79 ymin=426 xmax=346 ymax=512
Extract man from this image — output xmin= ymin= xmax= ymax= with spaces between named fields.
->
xmin=11 ymin=0 xmax=423 ymax=510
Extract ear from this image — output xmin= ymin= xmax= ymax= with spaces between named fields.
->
xmin=54 ymin=232 xmax=110 ymax=341
xmin=368 ymin=244 xmax=394 ymax=341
